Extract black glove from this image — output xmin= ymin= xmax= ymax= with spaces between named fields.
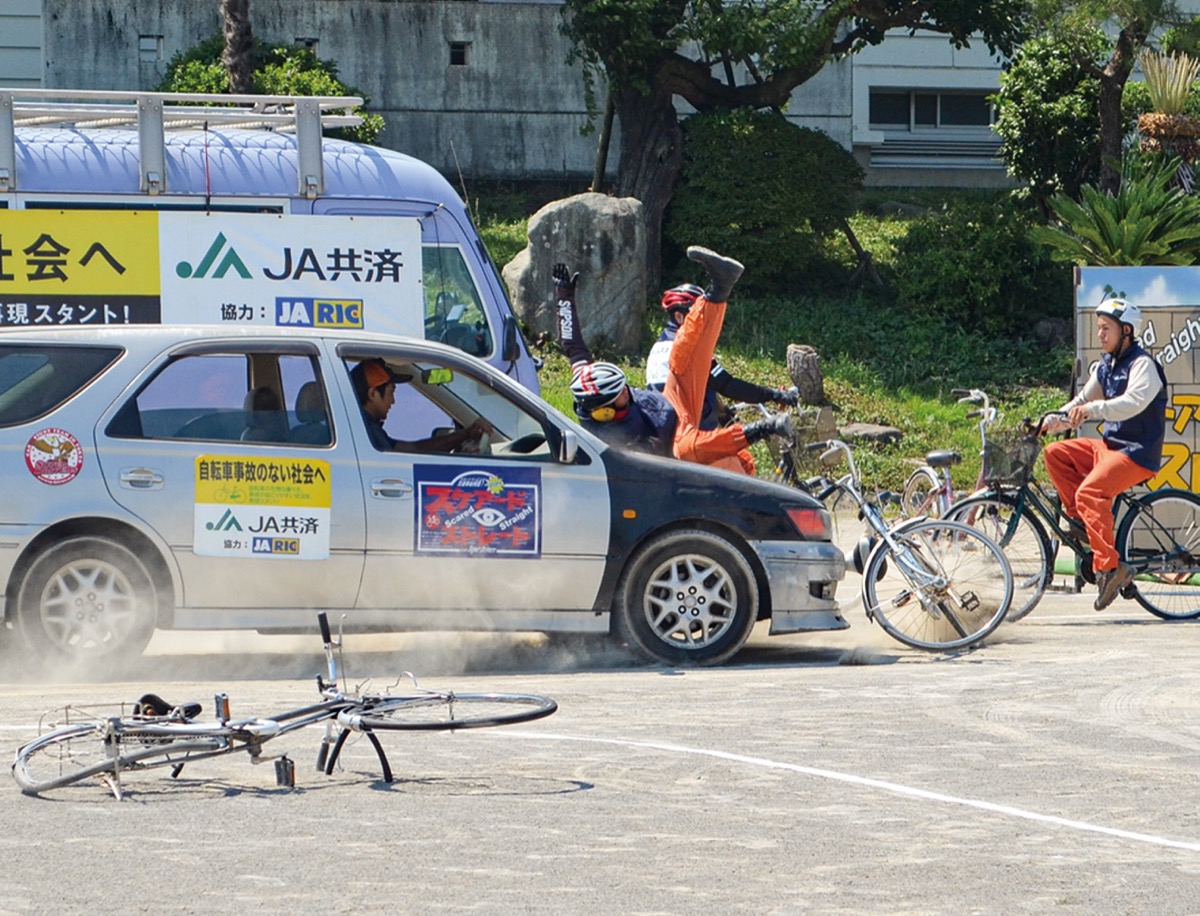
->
xmin=553 ymin=263 xmax=579 ymax=297
xmin=774 ymin=387 xmax=800 ymax=408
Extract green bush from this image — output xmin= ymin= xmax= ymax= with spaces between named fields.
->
xmin=663 ymin=109 xmax=863 ymax=294
xmin=158 ymin=34 xmax=383 ymax=145
xmin=890 ymin=195 xmax=1071 ymax=337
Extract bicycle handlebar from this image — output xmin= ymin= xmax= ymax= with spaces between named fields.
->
xmin=318 ymin=612 xmax=332 ymax=647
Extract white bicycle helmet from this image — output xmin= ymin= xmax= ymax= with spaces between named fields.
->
xmin=570 ymin=361 xmax=627 ymax=410
xmin=1095 ymin=297 xmax=1143 ymax=336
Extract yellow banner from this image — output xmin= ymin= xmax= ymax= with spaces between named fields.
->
xmin=194 ymin=456 xmax=332 ymax=508
xmin=0 ymin=210 xmax=159 ymax=295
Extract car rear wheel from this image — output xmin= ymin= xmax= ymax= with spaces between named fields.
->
xmin=15 ymin=537 xmax=159 ymax=668
xmin=615 ymin=529 xmax=758 ymax=666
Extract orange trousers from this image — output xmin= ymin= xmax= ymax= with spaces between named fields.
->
xmin=1043 ymin=437 xmax=1154 ymax=572
xmin=663 ymin=295 xmax=754 ymax=474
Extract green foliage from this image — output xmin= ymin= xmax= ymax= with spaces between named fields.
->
xmin=993 ymin=30 xmax=1111 ymax=204
xmin=891 ymin=195 xmax=1071 ymax=337
xmin=158 ymin=35 xmax=383 ymax=144
xmin=663 ymin=109 xmax=863 ymax=294
xmin=1032 ymin=153 xmax=1200 ymax=265
xmin=1123 ymin=78 xmax=1200 ymax=119
xmin=1139 ymin=48 xmax=1200 ymax=113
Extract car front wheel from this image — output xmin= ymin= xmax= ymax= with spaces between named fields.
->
xmin=15 ymin=537 xmax=159 ymax=669
xmin=615 ymin=528 xmax=759 ymax=666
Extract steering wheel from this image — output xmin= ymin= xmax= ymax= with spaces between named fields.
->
xmin=505 ymin=433 xmax=545 ymax=454
xmin=474 ymin=432 xmax=491 ymax=455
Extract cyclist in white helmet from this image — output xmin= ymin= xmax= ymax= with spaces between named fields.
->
xmin=555 ymin=246 xmax=791 ymax=471
xmin=1043 ymin=297 xmax=1167 ymax=610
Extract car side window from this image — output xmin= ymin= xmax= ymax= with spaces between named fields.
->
xmin=108 ymin=351 xmax=327 ymax=445
xmin=0 ymin=345 xmax=123 ymax=426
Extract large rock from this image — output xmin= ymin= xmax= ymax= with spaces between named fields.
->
xmin=502 ymin=193 xmax=647 ymax=353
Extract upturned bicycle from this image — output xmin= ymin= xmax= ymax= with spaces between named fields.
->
xmin=11 ymin=613 xmax=558 ymax=798
xmin=803 ymin=439 xmax=1014 ymax=651
xmin=945 ymin=411 xmax=1200 ymax=621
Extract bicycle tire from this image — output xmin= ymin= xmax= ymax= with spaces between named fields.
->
xmin=341 ymin=692 xmax=558 ymax=731
xmin=944 ymin=491 xmax=1054 ymax=621
xmin=901 ymin=466 xmax=942 ymax=518
xmin=863 ymin=518 xmax=1013 ymax=651
xmin=1115 ymin=488 xmax=1200 ymax=620
xmin=12 ymin=721 xmax=226 ymax=795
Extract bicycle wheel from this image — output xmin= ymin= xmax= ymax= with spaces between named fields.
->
xmin=12 ymin=721 xmax=226 ymax=795
xmin=1116 ymin=488 xmax=1200 ymax=620
xmin=342 ymin=692 xmax=558 ymax=731
xmin=901 ymin=466 xmax=942 ymax=518
xmin=944 ymin=491 xmax=1053 ymax=621
xmin=863 ymin=518 xmax=1013 ymax=651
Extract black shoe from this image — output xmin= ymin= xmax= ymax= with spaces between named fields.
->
xmin=1094 ymin=562 xmax=1132 ymax=611
xmin=687 ymin=245 xmax=744 ymax=303
xmin=744 ymin=413 xmax=793 ymax=445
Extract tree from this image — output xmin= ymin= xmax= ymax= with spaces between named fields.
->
xmin=560 ymin=1 xmax=1027 ymax=283
xmin=1027 ymin=0 xmax=1185 ymax=194
xmin=993 ymin=30 xmax=1110 ymax=212
xmin=221 ymin=0 xmax=255 ymax=94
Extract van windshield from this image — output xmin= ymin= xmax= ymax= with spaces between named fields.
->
xmin=422 ymin=246 xmax=493 ymax=359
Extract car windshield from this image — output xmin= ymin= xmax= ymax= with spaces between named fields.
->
xmin=0 ymin=344 xmax=122 ymax=425
xmin=422 ymin=246 xmax=493 ymax=359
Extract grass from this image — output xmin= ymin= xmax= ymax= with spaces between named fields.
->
xmin=478 ymin=189 xmax=1073 ymax=493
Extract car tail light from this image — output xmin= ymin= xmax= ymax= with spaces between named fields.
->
xmin=786 ymin=506 xmax=831 ymax=540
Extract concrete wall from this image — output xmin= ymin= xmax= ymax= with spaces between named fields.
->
xmin=0 ymin=0 xmax=43 ymax=88
xmin=37 ymin=0 xmax=852 ymax=181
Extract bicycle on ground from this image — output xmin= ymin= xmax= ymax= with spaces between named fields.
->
xmin=900 ymin=388 xmax=997 ymax=519
xmin=11 ymin=612 xmax=558 ymax=799
xmin=802 ymin=438 xmax=1014 ymax=651
xmin=944 ymin=411 xmax=1200 ymax=622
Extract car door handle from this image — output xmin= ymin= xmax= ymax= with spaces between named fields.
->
xmin=371 ymin=478 xmax=413 ymax=499
xmin=119 ymin=467 xmax=165 ymax=489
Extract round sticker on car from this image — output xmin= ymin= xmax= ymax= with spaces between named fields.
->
xmin=25 ymin=428 xmax=84 ymax=485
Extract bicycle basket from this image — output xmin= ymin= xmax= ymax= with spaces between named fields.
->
xmin=981 ymin=434 xmax=1041 ymax=484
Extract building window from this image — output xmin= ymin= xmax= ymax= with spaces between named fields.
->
xmin=138 ymin=35 xmax=164 ymax=63
xmin=869 ymin=90 xmax=995 ymax=130
xmin=450 ymin=42 xmax=470 ymax=67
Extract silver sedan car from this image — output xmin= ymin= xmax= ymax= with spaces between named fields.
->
xmin=0 ymin=326 xmax=846 ymax=671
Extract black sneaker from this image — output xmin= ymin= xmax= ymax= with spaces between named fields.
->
xmin=1094 ymin=562 xmax=1132 ymax=611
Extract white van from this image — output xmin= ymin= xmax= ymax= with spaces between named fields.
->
xmin=0 ymin=88 xmax=540 ymax=392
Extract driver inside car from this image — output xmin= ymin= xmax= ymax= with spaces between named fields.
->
xmin=349 ymin=357 xmax=492 ymax=453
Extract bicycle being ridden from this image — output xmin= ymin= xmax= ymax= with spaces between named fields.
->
xmin=11 ymin=613 xmax=558 ymax=799
xmin=945 ymin=410 xmax=1200 ymax=622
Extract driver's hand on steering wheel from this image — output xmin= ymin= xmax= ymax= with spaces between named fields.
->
xmin=465 ymin=418 xmax=494 ymax=441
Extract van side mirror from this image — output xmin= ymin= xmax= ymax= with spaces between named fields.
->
xmin=558 ymin=429 xmax=578 ymax=464
xmin=502 ymin=316 xmax=521 ymax=363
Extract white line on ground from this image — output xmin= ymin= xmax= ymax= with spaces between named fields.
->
xmin=508 ymin=731 xmax=1200 ymax=853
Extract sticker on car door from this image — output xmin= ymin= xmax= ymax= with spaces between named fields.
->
xmin=415 ymin=465 xmax=540 ymax=557
xmin=193 ymin=455 xmax=332 ymax=559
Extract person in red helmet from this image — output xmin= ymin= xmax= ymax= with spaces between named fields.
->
xmin=555 ymin=246 xmax=791 ymax=473
xmin=647 ymin=281 xmax=798 ymax=437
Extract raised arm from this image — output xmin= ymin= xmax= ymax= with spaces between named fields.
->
xmin=553 ymin=263 xmax=593 ymax=369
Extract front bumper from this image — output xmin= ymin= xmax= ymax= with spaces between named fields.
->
xmin=753 ymin=539 xmax=849 ymax=633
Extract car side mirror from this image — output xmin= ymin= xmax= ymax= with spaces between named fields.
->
xmin=502 ymin=316 xmax=520 ymax=363
xmin=558 ymin=428 xmax=578 ymax=464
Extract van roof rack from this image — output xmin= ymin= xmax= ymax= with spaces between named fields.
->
xmin=0 ymin=88 xmax=364 ymax=198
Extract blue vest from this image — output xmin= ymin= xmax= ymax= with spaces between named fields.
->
xmin=1098 ymin=344 xmax=1167 ymax=471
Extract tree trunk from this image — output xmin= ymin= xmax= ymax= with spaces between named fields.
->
xmin=1096 ymin=74 xmax=1126 ymax=196
xmin=221 ymin=0 xmax=255 ymax=95
xmin=613 ymin=82 xmax=684 ymax=293
xmin=786 ymin=344 xmax=826 ymax=406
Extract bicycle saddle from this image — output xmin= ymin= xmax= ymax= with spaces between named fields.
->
xmin=134 ymin=693 xmax=202 ymax=719
xmin=925 ymin=450 xmax=962 ymax=467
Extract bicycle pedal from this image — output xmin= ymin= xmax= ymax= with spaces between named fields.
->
xmin=891 ymin=589 xmax=912 ymax=608
xmin=1119 ymin=580 xmax=1138 ymax=600
xmin=275 ymin=756 xmax=296 ymax=788
xmin=960 ymin=591 xmax=981 ymax=613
